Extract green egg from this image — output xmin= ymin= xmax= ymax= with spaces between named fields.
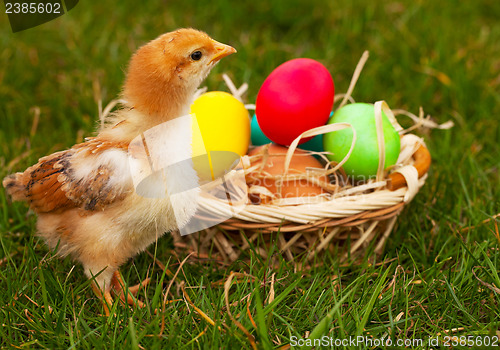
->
xmin=323 ymin=103 xmax=400 ymax=180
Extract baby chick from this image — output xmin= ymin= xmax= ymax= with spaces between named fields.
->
xmin=3 ymin=28 xmax=236 ymax=315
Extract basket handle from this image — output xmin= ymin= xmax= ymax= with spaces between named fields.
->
xmin=388 ymin=144 xmax=431 ymax=191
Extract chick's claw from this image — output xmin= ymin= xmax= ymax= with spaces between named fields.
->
xmin=128 ymin=277 xmax=151 ymax=297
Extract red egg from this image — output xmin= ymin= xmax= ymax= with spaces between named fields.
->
xmin=256 ymin=58 xmax=334 ymax=146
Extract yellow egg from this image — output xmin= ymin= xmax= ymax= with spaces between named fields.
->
xmin=190 ymin=91 xmax=250 ymax=182
xmin=191 ymin=91 xmax=250 ymax=157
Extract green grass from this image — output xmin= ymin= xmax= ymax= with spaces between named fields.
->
xmin=1 ymin=0 xmax=500 ymax=348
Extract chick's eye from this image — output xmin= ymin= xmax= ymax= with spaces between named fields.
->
xmin=190 ymin=51 xmax=202 ymax=61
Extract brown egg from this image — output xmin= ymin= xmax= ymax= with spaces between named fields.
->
xmin=247 ymin=144 xmax=328 ymax=201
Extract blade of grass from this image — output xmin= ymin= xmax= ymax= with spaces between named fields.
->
xmin=253 ymin=280 xmax=273 ymax=350
xmin=301 ymin=285 xmax=358 ymax=350
xmin=356 ymin=265 xmax=392 ymax=336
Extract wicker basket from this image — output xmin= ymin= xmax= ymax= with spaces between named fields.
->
xmin=174 ymin=127 xmax=430 ymax=263
xmin=172 ymin=52 xmax=451 ymax=264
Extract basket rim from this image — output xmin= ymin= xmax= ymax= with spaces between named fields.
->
xmin=194 ymin=133 xmax=429 ymax=231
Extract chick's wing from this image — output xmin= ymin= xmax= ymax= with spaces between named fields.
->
xmin=18 ymin=138 xmax=133 ymax=213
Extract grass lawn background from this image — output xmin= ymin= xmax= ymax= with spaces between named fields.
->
xmin=1 ymin=0 xmax=499 ymax=348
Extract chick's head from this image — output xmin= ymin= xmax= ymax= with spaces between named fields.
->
xmin=124 ymin=28 xmax=236 ymax=117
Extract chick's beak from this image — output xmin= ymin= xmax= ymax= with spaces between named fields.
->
xmin=209 ymin=41 xmax=236 ymax=64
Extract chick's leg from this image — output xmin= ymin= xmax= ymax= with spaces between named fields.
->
xmin=85 ymin=265 xmax=116 ymax=316
xmin=91 ymin=282 xmax=114 ymax=316
xmin=110 ymin=270 xmax=150 ymax=307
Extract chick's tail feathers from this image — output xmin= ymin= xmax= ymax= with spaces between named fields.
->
xmin=3 ymin=173 xmax=29 ymax=202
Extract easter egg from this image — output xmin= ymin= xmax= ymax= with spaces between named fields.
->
xmin=191 ymin=91 xmax=250 ymax=157
xmin=256 ymin=58 xmax=334 ymax=146
xmin=247 ymin=144 xmax=328 ymax=201
xmin=190 ymin=92 xmax=250 ymax=181
xmin=301 ymin=134 xmax=324 ymax=153
xmin=250 ymin=113 xmax=272 ymax=145
xmin=323 ymin=103 xmax=401 ymax=180
xmin=251 ymin=113 xmax=324 ymax=152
